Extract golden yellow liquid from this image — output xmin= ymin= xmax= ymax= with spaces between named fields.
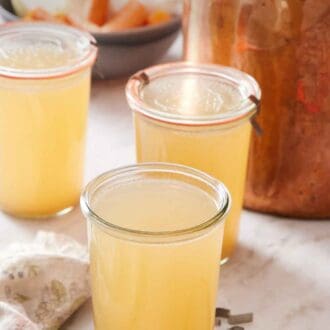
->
xmin=0 ymin=70 xmax=91 ymax=217
xmin=89 ymin=178 xmax=224 ymax=330
xmin=134 ymin=75 xmax=252 ymax=259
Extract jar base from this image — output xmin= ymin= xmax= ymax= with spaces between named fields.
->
xmin=1 ymin=205 xmax=75 ymax=220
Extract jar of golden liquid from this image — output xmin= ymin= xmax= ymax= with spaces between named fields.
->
xmin=126 ymin=62 xmax=260 ymax=262
xmin=0 ymin=23 xmax=97 ymax=218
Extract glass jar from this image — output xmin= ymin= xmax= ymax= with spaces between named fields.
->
xmin=184 ymin=0 xmax=330 ymax=218
xmin=0 ymin=23 xmax=97 ymax=218
xmin=81 ymin=163 xmax=230 ymax=329
xmin=126 ymin=62 xmax=260 ymax=261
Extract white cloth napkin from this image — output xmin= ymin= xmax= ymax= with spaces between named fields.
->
xmin=0 ymin=232 xmax=90 ymax=330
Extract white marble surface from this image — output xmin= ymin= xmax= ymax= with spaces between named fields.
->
xmin=1 ymin=36 xmax=330 ymax=330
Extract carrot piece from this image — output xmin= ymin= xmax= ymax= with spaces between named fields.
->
xmin=147 ymin=10 xmax=171 ymax=25
xmin=102 ymin=0 xmax=148 ymax=32
xmin=55 ymin=14 xmax=76 ymax=26
xmin=24 ymin=8 xmax=81 ymax=29
xmin=88 ymin=0 xmax=109 ymax=26
xmin=24 ymin=8 xmax=55 ymax=22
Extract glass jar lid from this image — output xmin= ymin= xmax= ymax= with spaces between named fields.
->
xmin=126 ymin=62 xmax=261 ymax=126
xmin=0 ymin=23 xmax=97 ymax=79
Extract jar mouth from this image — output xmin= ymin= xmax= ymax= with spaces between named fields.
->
xmin=126 ymin=62 xmax=261 ymax=127
xmin=0 ymin=22 xmax=97 ymax=80
xmin=80 ymin=163 xmax=231 ymax=242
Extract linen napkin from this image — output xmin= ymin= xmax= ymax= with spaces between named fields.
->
xmin=0 ymin=231 xmax=90 ymax=329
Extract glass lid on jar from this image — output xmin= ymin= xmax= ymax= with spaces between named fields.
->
xmin=126 ymin=62 xmax=261 ymax=126
xmin=0 ymin=23 xmax=97 ymax=79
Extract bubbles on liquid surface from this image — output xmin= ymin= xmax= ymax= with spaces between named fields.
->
xmin=141 ymin=74 xmax=243 ymax=117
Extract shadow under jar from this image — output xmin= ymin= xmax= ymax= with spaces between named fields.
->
xmin=0 ymin=23 xmax=97 ymax=218
xmin=81 ymin=163 xmax=230 ymax=330
xmin=126 ymin=62 xmax=260 ymax=262
xmin=184 ymin=0 xmax=330 ymax=218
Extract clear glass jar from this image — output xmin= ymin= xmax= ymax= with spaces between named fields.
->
xmin=81 ymin=163 xmax=230 ymax=329
xmin=0 ymin=23 xmax=97 ymax=218
xmin=126 ymin=62 xmax=260 ymax=261
xmin=184 ymin=0 xmax=330 ymax=218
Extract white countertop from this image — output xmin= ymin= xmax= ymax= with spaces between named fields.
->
xmin=1 ymin=36 xmax=330 ymax=330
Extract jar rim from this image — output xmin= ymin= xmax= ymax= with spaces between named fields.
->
xmin=80 ymin=163 xmax=231 ymax=242
xmin=126 ymin=62 xmax=261 ymax=127
xmin=0 ymin=22 xmax=97 ymax=80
